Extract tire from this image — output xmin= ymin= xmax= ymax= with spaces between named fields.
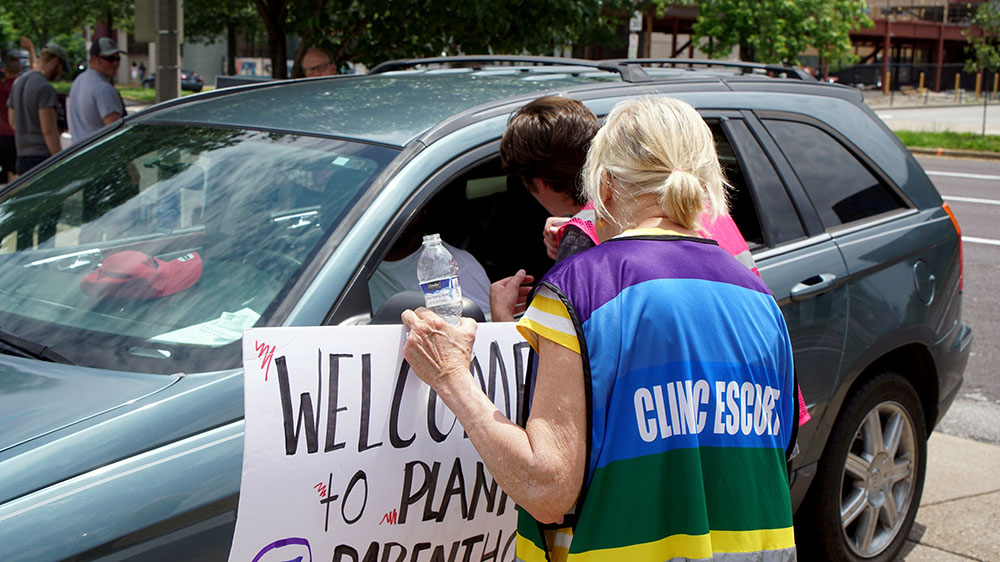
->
xmin=795 ymin=372 xmax=927 ymax=561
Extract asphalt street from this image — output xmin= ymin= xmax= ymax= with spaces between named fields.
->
xmin=915 ymin=154 xmax=1000 ymax=446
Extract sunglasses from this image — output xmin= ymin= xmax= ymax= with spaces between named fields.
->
xmin=101 ymin=55 xmax=121 ymax=63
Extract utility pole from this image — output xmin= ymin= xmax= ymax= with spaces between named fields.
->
xmin=156 ymin=0 xmax=180 ymax=103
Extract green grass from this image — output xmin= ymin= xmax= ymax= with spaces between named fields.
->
xmin=894 ymin=130 xmax=1000 ymax=153
xmin=51 ymin=81 xmax=200 ymax=104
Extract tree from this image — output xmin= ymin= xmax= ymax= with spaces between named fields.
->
xmin=966 ymin=0 xmax=1000 ymax=74
xmin=292 ymin=0 xmax=635 ymax=75
xmin=253 ymin=0 xmax=290 ymax=78
xmin=179 ymin=0 xmax=635 ymax=79
xmin=680 ymin=0 xmax=871 ymax=66
xmin=0 ymin=0 xmax=130 ymax=72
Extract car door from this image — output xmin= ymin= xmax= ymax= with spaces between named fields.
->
xmin=706 ymin=112 xmax=850 ymax=502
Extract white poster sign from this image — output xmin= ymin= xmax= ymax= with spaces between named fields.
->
xmin=229 ymin=324 xmax=532 ymax=562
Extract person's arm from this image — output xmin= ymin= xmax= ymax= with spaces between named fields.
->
xmin=102 ymin=112 xmax=122 ymax=126
xmin=20 ymin=37 xmax=35 ymax=70
xmin=39 ymin=106 xmax=60 ymax=155
xmin=401 ymin=309 xmax=586 ymax=523
xmin=7 ymin=109 xmax=14 ymax=132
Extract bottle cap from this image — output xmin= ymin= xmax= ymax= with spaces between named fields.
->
xmin=422 ymin=233 xmax=441 ymax=245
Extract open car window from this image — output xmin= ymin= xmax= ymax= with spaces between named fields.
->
xmin=0 ymin=124 xmax=397 ymax=373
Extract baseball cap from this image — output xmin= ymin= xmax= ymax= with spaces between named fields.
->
xmin=43 ymin=43 xmax=69 ymax=69
xmin=80 ymin=251 xmax=203 ymax=300
xmin=90 ymin=37 xmax=125 ymax=58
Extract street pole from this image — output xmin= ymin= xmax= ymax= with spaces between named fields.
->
xmin=155 ymin=0 xmax=180 ymax=104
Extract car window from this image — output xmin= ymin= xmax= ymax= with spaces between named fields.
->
xmin=762 ymin=119 xmax=906 ymax=227
xmin=716 ymin=118 xmax=805 ymax=247
xmin=366 ymin=157 xmax=553 ymax=322
xmin=0 ymin=124 xmax=398 ymax=373
xmin=708 ymin=120 xmax=764 ymax=248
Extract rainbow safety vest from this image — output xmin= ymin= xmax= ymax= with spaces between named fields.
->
xmin=516 ymin=232 xmax=797 ymax=562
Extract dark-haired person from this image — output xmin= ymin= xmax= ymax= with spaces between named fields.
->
xmin=69 ymin=37 xmax=127 ymax=145
xmin=7 ymin=43 xmax=67 ymax=175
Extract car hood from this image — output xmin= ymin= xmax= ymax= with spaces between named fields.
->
xmin=0 ymin=355 xmax=180 ymax=454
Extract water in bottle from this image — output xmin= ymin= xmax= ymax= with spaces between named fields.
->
xmin=416 ymin=233 xmax=463 ymax=325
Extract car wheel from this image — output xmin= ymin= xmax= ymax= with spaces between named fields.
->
xmin=796 ymin=372 xmax=927 ymax=561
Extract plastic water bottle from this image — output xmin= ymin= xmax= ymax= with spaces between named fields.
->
xmin=417 ymin=233 xmax=463 ymax=325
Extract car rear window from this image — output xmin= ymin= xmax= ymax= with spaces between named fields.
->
xmin=763 ymin=119 xmax=905 ymax=227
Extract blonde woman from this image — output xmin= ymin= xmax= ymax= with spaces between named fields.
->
xmin=402 ymin=97 xmax=797 ymax=561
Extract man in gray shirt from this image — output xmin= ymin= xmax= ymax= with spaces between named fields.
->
xmin=6 ymin=44 xmax=66 ymax=174
xmin=68 ymin=37 xmax=126 ymax=144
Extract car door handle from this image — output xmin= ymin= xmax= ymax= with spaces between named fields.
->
xmin=790 ymin=273 xmax=838 ymax=301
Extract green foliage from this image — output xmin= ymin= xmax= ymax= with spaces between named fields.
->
xmin=676 ymin=0 xmax=871 ymax=65
xmin=185 ymin=0 xmax=263 ymax=46
xmin=192 ymin=0 xmax=634 ymax=78
xmin=966 ymin=0 xmax=1000 ymax=74
xmin=289 ymin=0 xmax=634 ymax=71
xmin=895 ymin=129 xmax=1000 ymax=152
xmin=0 ymin=1 xmax=130 ymax=49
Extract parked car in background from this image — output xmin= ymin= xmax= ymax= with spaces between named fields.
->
xmin=0 ymin=56 xmax=971 ymax=561
xmin=142 ymin=68 xmax=204 ymax=92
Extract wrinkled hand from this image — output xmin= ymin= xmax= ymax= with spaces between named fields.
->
xmin=489 ymin=269 xmax=534 ymax=322
xmin=543 ymin=217 xmax=570 ymax=260
xmin=401 ymin=307 xmax=478 ymax=390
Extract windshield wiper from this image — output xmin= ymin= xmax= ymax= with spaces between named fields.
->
xmin=0 ymin=329 xmax=76 ymax=365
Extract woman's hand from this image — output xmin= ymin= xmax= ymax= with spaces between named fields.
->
xmin=489 ymin=269 xmax=534 ymax=322
xmin=401 ymin=307 xmax=477 ymax=391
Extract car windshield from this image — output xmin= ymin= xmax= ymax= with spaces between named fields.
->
xmin=0 ymin=123 xmax=397 ymax=374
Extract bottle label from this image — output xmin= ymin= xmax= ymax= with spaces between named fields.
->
xmin=419 ymin=276 xmax=462 ymax=307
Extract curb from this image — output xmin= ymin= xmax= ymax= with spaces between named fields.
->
xmin=908 ymin=146 xmax=1000 ymax=160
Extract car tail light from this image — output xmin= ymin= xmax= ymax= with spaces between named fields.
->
xmin=181 ymin=73 xmax=188 ymax=79
xmin=942 ymin=202 xmax=963 ymax=292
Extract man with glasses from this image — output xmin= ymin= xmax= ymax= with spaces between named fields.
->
xmin=68 ymin=37 xmax=127 ymax=145
xmin=301 ymin=47 xmax=335 ymax=78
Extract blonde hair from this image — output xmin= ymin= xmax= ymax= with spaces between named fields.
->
xmin=583 ymin=97 xmax=728 ymax=232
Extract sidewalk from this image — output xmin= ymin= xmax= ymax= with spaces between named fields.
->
xmin=898 ymin=432 xmax=1000 ymax=561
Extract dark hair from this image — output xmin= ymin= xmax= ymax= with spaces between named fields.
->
xmin=499 ymin=96 xmax=599 ymax=205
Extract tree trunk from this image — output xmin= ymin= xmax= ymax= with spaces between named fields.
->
xmin=227 ymin=21 xmax=237 ymax=76
xmin=253 ymin=0 xmax=289 ymax=79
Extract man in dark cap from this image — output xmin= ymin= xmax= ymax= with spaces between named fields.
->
xmin=6 ymin=43 xmax=67 ymax=174
xmin=68 ymin=37 xmax=127 ymax=144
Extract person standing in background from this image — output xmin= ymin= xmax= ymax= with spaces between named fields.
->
xmin=301 ymin=47 xmax=336 ymax=78
xmin=7 ymin=43 xmax=66 ymax=175
xmin=1 ymin=37 xmax=37 ymax=183
xmin=68 ymin=37 xmax=126 ymax=145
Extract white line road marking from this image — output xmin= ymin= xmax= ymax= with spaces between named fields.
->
xmin=944 ymin=195 xmax=1000 ymax=206
xmin=964 ymin=236 xmax=1000 ymax=246
xmin=927 ymin=170 xmax=1000 ymax=181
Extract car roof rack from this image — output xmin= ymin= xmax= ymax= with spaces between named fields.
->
xmin=599 ymin=58 xmax=817 ymax=82
xmin=369 ymin=55 xmax=816 ymax=84
xmin=369 ymin=55 xmax=606 ymax=75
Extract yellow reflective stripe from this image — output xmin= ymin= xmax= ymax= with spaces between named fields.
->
xmin=516 ymin=533 xmax=550 ymax=562
xmin=711 ymin=527 xmax=796 ymax=553
xmin=565 ymin=527 xmax=795 ymax=561
xmin=529 ymin=292 xmax=569 ymax=317
xmin=517 ymin=318 xmax=580 ymax=354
